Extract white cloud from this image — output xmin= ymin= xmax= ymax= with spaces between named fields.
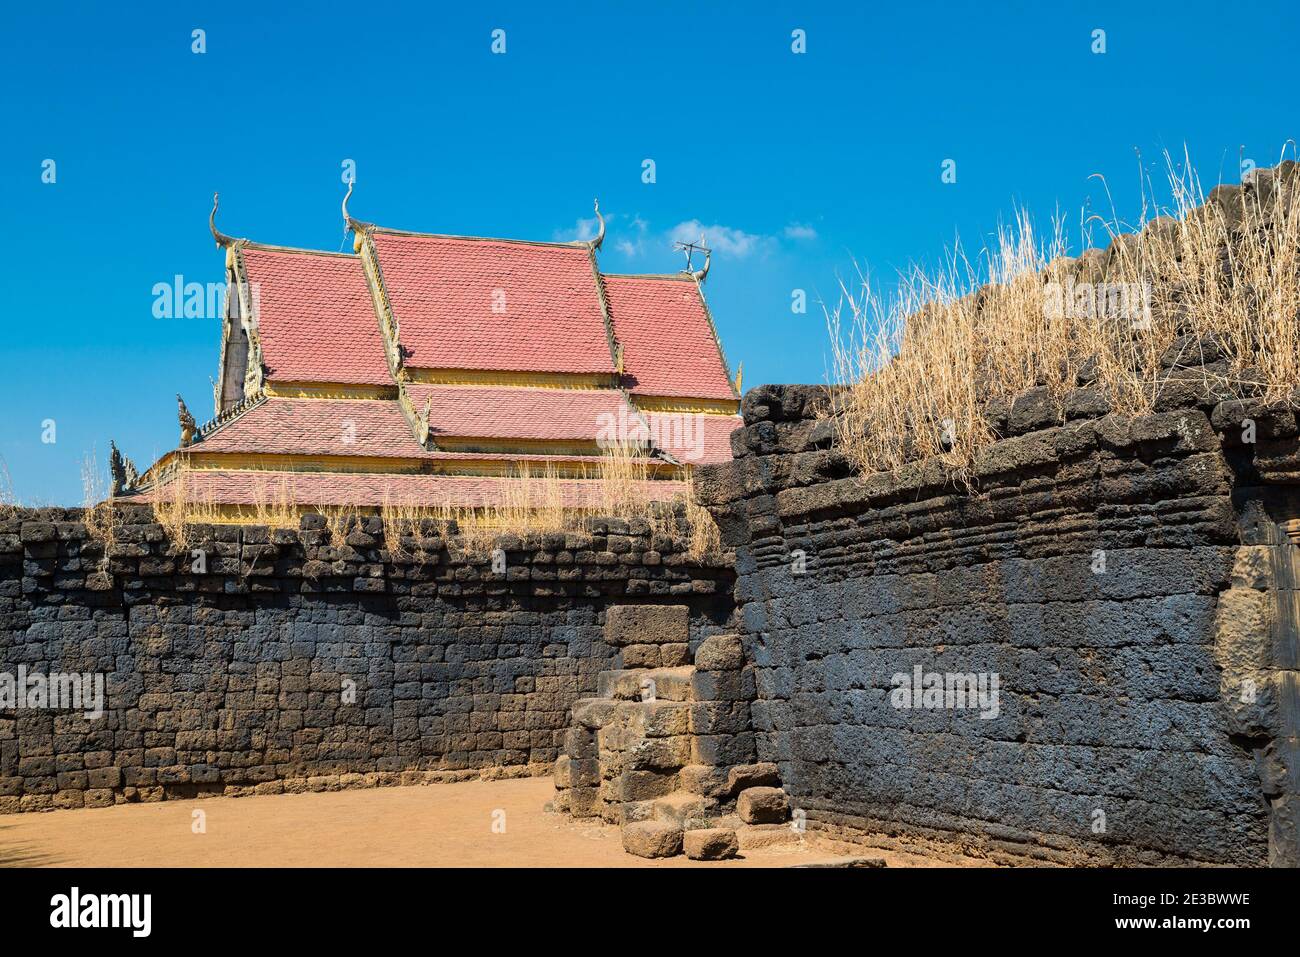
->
xmin=562 ymin=213 xmax=798 ymax=261
xmin=615 ymin=215 xmax=650 ymax=257
xmin=554 ymin=215 xmax=602 ymax=243
xmin=668 ymin=219 xmax=772 ymax=259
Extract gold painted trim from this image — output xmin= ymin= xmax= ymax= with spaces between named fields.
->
xmin=263 ymin=381 xmax=399 ymax=400
xmin=403 ymin=368 xmax=619 ymax=389
xmin=186 ymin=453 xmax=429 ymax=474
xmin=432 ymin=437 xmax=608 ymax=456
xmin=632 ymin=395 xmax=741 ymax=415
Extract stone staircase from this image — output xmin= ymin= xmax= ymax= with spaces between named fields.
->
xmin=551 ymin=604 xmax=794 ymax=859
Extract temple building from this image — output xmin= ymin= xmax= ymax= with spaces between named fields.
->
xmin=111 ymin=189 xmax=742 ymax=517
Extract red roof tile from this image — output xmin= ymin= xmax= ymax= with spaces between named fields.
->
xmin=369 ymin=232 xmax=616 ymax=374
xmin=601 ymin=274 xmax=736 ymax=400
xmin=150 ymin=470 xmax=683 ymax=509
xmin=198 ymin=399 xmax=421 ymax=457
xmin=406 ymin=385 xmax=635 ymax=443
xmin=642 ymin=412 xmax=739 ymax=465
xmin=240 ymin=247 xmax=392 ymax=385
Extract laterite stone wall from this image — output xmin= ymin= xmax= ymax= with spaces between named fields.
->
xmin=698 ymin=378 xmax=1300 ymax=866
xmin=0 ymin=507 xmax=734 ymax=812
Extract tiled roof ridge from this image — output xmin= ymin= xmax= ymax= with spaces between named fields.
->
xmin=366 ymin=225 xmax=594 ymax=251
xmin=234 ymin=240 xmax=360 ymax=260
xmin=600 ymin=271 xmax=697 ymax=280
xmin=196 ymin=388 xmax=269 ymax=441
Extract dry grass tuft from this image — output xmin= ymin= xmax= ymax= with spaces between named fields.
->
xmin=829 ymin=150 xmax=1300 ymax=482
xmin=247 ymin=474 xmax=298 ymax=532
xmin=681 ymin=468 xmax=722 ymax=559
xmin=320 ymin=502 xmax=361 ymax=549
xmin=0 ymin=457 xmax=18 ymax=521
xmin=80 ymin=448 xmax=119 ymax=551
xmin=152 ymin=463 xmax=224 ymax=549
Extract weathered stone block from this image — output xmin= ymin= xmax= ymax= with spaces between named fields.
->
xmin=694 ymin=634 xmax=744 ymax=671
xmin=737 ymin=786 xmax=789 ymax=824
xmin=617 ymin=770 xmax=677 ymax=802
xmin=621 ymin=644 xmax=661 ymax=668
xmin=605 ymin=605 xmax=689 ymax=646
xmin=692 ymin=733 xmax=756 ymax=767
xmin=676 ymin=764 xmax=738 ymax=795
xmin=621 ymin=819 xmax=683 ymax=858
xmin=726 ymin=762 xmax=780 ymax=794
xmin=660 ymin=643 xmax=691 ymax=667
xmin=689 ymin=701 xmax=752 ymax=736
xmin=683 ymin=827 xmax=739 ymax=860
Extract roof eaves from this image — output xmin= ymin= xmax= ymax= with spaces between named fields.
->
xmin=368 ymin=225 xmax=593 ymax=251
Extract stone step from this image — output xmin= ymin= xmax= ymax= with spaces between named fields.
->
xmin=737 ymin=823 xmax=804 ymax=850
xmin=651 ymin=791 xmax=717 ymax=828
xmin=737 ymin=786 xmax=789 ymax=825
xmin=597 ymin=666 xmax=695 ymax=702
xmin=570 ymin=697 xmax=618 ymax=731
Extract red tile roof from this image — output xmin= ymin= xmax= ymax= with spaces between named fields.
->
xmin=643 ymin=412 xmax=739 ymax=465
xmin=195 ymin=396 xmax=664 ymax=463
xmin=150 ymin=470 xmax=683 ymax=509
xmin=406 ymin=385 xmax=635 ymax=443
xmin=239 ymin=246 xmax=392 ymax=385
xmin=601 ymin=274 xmax=736 ymax=400
xmin=369 ymin=231 xmax=616 ymax=374
xmin=198 ymin=398 xmax=421 ymax=457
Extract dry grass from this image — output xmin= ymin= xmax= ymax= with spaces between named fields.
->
xmin=0 ymin=457 xmax=18 ymax=521
xmin=320 ymin=502 xmax=361 ymax=549
xmin=151 ymin=463 xmax=225 ymax=549
xmin=141 ymin=447 xmax=723 ymax=561
xmin=681 ymin=468 xmax=722 ymax=558
xmin=375 ymin=445 xmax=722 ymax=561
xmin=79 ymin=448 xmax=119 ymax=551
xmin=829 ymin=150 xmax=1300 ymax=482
xmin=247 ymin=474 xmax=298 ymax=532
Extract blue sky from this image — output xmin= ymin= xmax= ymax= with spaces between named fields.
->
xmin=2 ymin=0 xmax=1297 ymax=505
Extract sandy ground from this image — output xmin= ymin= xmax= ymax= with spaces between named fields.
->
xmin=0 ymin=776 xmax=952 ymax=868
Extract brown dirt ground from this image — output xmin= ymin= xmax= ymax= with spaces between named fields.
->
xmin=0 ymin=776 xmax=964 ymax=868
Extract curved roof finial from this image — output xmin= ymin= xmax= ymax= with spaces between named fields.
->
xmin=209 ymin=192 xmax=236 ymax=248
xmin=342 ymin=179 xmax=369 ymax=234
xmin=691 ymin=233 xmax=711 ymax=282
xmin=589 ymin=198 xmax=605 ymax=250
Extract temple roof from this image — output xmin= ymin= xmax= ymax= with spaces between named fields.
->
xmin=197 ymin=398 xmax=418 ymax=457
xmin=602 ymin=274 xmax=737 ymax=400
xmin=369 ymin=230 xmax=616 ymax=374
xmin=642 ymin=412 xmax=740 ymax=465
xmin=125 ymin=198 xmax=743 ymax=514
xmin=406 ymin=385 xmax=639 ymax=444
xmin=240 ymin=245 xmax=392 ymax=386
